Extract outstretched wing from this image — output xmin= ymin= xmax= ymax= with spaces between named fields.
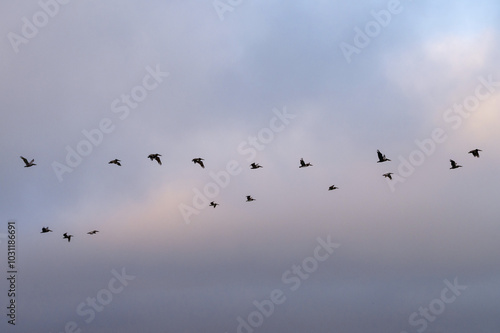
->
xmin=20 ymin=156 xmax=29 ymax=165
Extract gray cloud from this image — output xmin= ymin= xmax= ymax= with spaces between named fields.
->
xmin=1 ymin=0 xmax=500 ymax=332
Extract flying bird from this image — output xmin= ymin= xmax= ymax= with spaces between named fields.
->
xmin=246 ymin=195 xmax=255 ymax=202
xmin=299 ymin=158 xmax=313 ymax=168
xmin=468 ymin=149 xmax=482 ymax=158
xmin=209 ymin=201 xmax=219 ymax=208
xmin=109 ymin=159 xmax=121 ymax=166
xmin=63 ymin=233 xmax=74 ymax=242
xmin=383 ymin=173 xmax=394 ymax=180
xmin=87 ymin=230 xmax=99 ymax=235
xmin=41 ymin=227 xmax=52 ymax=233
xmin=328 ymin=185 xmax=339 ymax=191
xmin=192 ymin=158 xmax=205 ymax=168
xmin=250 ymin=163 xmax=262 ymax=169
xmin=20 ymin=156 xmax=36 ymax=167
xmin=148 ymin=154 xmax=162 ymax=165
xmin=450 ymin=159 xmax=462 ymax=169
xmin=377 ymin=150 xmax=391 ymax=163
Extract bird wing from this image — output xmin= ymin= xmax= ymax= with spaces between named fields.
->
xmin=20 ymin=156 xmax=29 ymax=165
xmin=377 ymin=150 xmax=383 ymax=161
xmin=300 ymin=159 xmax=306 ymax=167
xmin=155 ymin=156 xmax=162 ymax=165
xmin=450 ymin=160 xmax=456 ymax=167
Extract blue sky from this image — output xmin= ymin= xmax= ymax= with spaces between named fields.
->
xmin=1 ymin=1 xmax=500 ymax=332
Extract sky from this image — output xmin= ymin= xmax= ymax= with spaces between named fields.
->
xmin=1 ymin=0 xmax=500 ymax=332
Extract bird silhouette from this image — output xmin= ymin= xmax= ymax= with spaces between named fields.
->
xmin=377 ymin=150 xmax=391 ymax=163
xmin=63 ymin=233 xmax=74 ymax=242
xmin=209 ymin=201 xmax=219 ymax=208
xmin=192 ymin=158 xmax=205 ymax=168
xmin=299 ymin=158 xmax=313 ymax=168
xmin=41 ymin=227 xmax=52 ymax=233
xmin=468 ymin=149 xmax=482 ymax=158
xmin=20 ymin=156 xmax=36 ymax=167
xmin=250 ymin=163 xmax=262 ymax=169
xmin=383 ymin=173 xmax=394 ymax=180
xmin=148 ymin=154 xmax=162 ymax=165
xmin=87 ymin=230 xmax=99 ymax=235
xmin=450 ymin=159 xmax=462 ymax=169
xmin=109 ymin=159 xmax=121 ymax=166
xmin=328 ymin=185 xmax=338 ymax=191
xmin=246 ymin=195 xmax=255 ymax=202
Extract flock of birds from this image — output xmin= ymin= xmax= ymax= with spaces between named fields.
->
xmin=22 ymin=147 xmax=482 ymax=243
xmin=40 ymin=226 xmax=98 ymax=242
xmin=376 ymin=148 xmax=481 ymax=180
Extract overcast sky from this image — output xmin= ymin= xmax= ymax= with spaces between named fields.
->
xmin=1 ymin=1 xmax=500 ymax=332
